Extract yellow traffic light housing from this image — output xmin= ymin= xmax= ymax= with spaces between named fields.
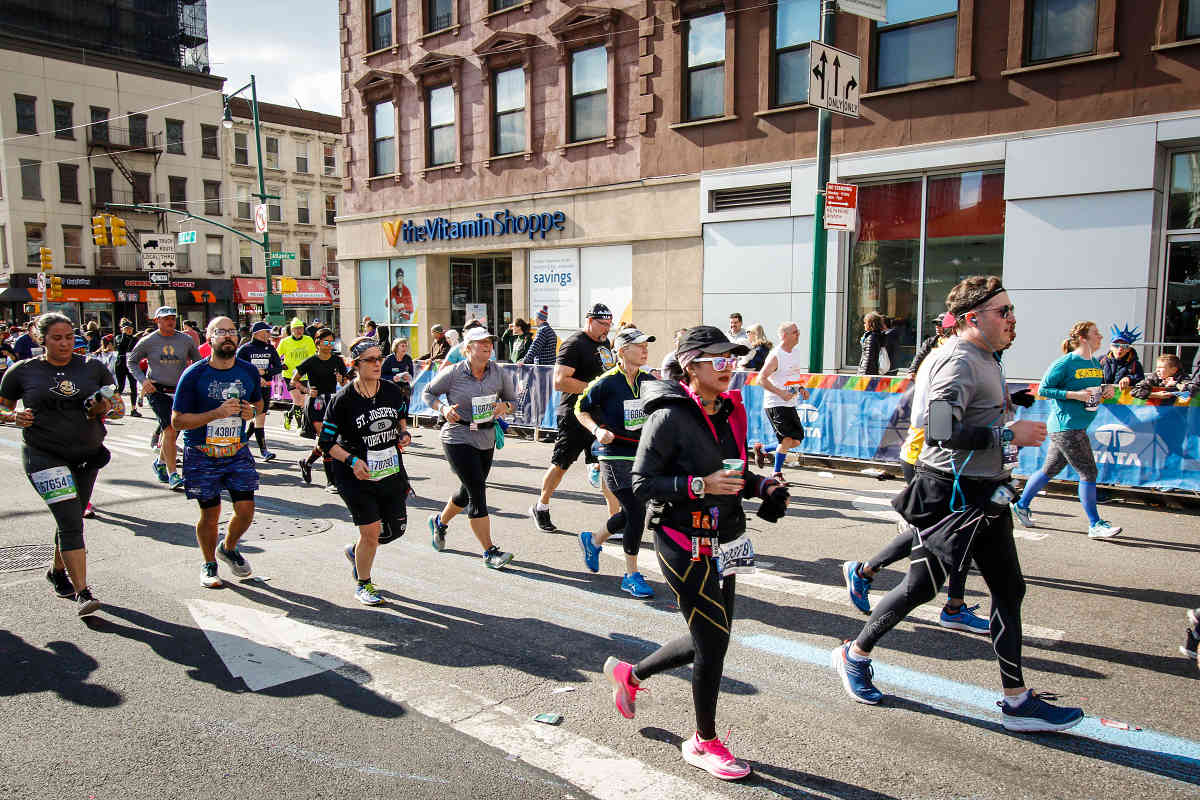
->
xmin=110 ymin=217 xmax=128 ymax=247
xmin=38 ymin=247 xmax=52 ymax=271
xmin=91 ymin=215 xmax=109 ymax=246
xmin=49 ymin=276 xmax=63 ymax=300
xmin=280 ymin=277 xmax=298 ymax=293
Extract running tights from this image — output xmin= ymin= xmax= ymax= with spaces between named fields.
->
xmin=443 ymin=442 xmax=495 ymax=519
xmin=23 ymin=456 xmax=99 ymax=553
xmin=115 ymin=365 xmax=138 ymax=409
xmin=855 ymin=520 xmax=1027 ymax=689
xmin=866 ymin=524 xmax=968 ymax=601
xmin=634 ymin=530 xmax=736 ymax=739
xmin=605 ymin=487 xmax=646 ymax=557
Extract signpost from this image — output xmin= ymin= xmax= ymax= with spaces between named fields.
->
xmin=268 ymin=258 xmax=282 ymax=268
xmin=809 ymin=41 xmax=861 ymax=119
xmin=836 ymin=0 xmax=886 ymax=22
xmin=177 ymin=230 xmax=197 ymax=245
xmin=142 ymin=237 xmax=177 ymax=272
xmin=824 ymin=183 xmax=858 ymax=231
xmin=267 ymin=251 xmax=296 ymax=260
xmin=149 ymin=272 xmax=171 ymax=285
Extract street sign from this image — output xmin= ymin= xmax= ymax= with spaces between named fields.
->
xmin=149 ymin=272 xmax=170 ymax=285
xmin=141 ymin=237 xmax=177 ymax=272
xmin=36 ymin=272 xmax=46 ymax=294
xmin=824 ymin=182 xmax=858 ymax=231
xmin=177 ymin=230 xmax=197 ymax=245
xmin=809 ymin=42 xmax=861 ymax=119
xmin=254 ymin=204 xmax=269 ymax=234
xmin=837 ymin=0 xmax=887 ymax=22
xmin=268 ymin=258 xmax=283 ymax=268
xmin=268 ymin=251 xmax=296 ymax=260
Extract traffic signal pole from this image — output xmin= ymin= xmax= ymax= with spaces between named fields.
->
xmin=808 ymin=0 xmax=837 ymax=373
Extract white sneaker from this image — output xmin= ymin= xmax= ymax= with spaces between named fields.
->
xmin=1010 ymin=502 xmax=1034 ymax=529
xmin=1087 ymin=520 xmax=1122 ymax=539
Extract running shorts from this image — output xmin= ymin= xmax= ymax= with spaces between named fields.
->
xmin=182 ymin=445 xmax=259 ymax=503
xmin=551 ymin=413 xmax=596 ymax=469
xmin=601 ymin=459 xmax=634 ymax=493
xmin=146 ymin=386 xmax=176 ymax=429
xmin=333 ymin=460 xmax=410 ymax=531
xmin=300 ymin=393 xmax=331 ymax=439
xmin=765 ymin=406 xmax=806 ymax=443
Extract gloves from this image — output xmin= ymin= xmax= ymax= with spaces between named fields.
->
xmin=1009 ymin=389 xmax=1036 ymax=408
xmin=756 ymin=481 xmax=790 ymax=523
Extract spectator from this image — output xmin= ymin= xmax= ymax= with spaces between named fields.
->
xmin=12 ymin=321 xmax=39 ymax=360
xmin=84 ymin=320 xmax=102 ymax=353
xmin=728 ymin=312 xmax=750 ymax=347
xmin=658 ymin=327 xmax=690 ymax=377
xmin=500 ymin=318 xmax=532 ymax=362
xmin=381 ymin=337 xmax=415 ymax=384
xmin=1099 ymin=324 xmax=1145 ymax=390
xmin=181 ymin=319 xmax=203 ymax=347
xmin=858 ymin=312 xmax=889 ymax=375
xmin=1132 ymin=353 xmax=1186 ymax=400
xmin=522 ymin=306 xmax=557 ymax=365
xmin=739 ymin=324 xmax=772 ymax=371
xmin=418 ymin=323 xmax=452 ymax=364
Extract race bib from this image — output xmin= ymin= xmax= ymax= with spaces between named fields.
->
xmin=622 ymin=398 xmax=647 ymax=431
xmin=30 ymin=466 xmax=77 ymax=505
xmin=471 ymin=393 xmax=498 ymax=426
xmin=205 ymin=416 xmax=243 ymax=457
xmin=1002 ymin=442 xmax=1019 ymax=469
xmin=716 ymin=534 xmax=756 ymax=575
xmin=367 ymin=447 xmax=400 ymax=481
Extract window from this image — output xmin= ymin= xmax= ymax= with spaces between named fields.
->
xmin=169 ymin=176 xmax=187 ymax=212
xmin=20 ymin=159 xmax=41 ymax=200
xmin=428 ymin=86 xmax=456 ymax=166
xmin=326 ymin=247 xmax=338 ymax=278
xmin=94 ymin=168 xmax=113 ymax=206
xmin=296 ymin=141 xmax=309 ymax=173
xmin=570 ymin=46 xmax=607 ymax=142
xmin=0 ymin=224 xmax=8 ymax=270
xmin=239 ymin=239 xmax=253 ymax=275
xmin=876 ymin=1 xmax=957 ymax=89
xmin=299 ymin=243 xmax=312 ymax=276
xmin=1164 ymin=152 xmax=1200 ymax=360
xmin=203 ymin=180 xmax=222 ymax=216
xmin=297 ymin=191 xmax=311 ymax=224
xmin=427 ymin=0 xmax=453 ymax=33
xmin=166 ymin=119 xmax=184 ymax=153
xmin=201 ymin=124 xmax=219 ymax=158
xmin=493 ymin=0 xmax=522 ymax=9
xmin=845 ymin=170 xmax=1005 ymax=370
xmin=89 ymin=106 xmax=109 ymax=142
xmin=1028 ymin=0 xmax=1096 ymax=63
xmin=268 ymin=185 xmax=282 ymax=222
xmin=15 ymin=95 xmax=35 ymax=134
xmin=493 ymin=67 xmax=525 ymax=155
xmin=1186 ymin=0 xmax=1200 ymax=39
xmin=176 ymin=245 xmax=191 ymax=272
xmin=25 ymin=223 xmax=45 ymax=266
xmin=53 ymin=101 xmax=73 ymax=139
xmin=686 ymin=12 xmax=726 ymax=121
xmin=62 ymin=225 xmax=82 ymax=267
xmin=371 ymin=100 xmax=396 ymax=176
xmin=58 ymin=164 xmax=79 ymax=203
xmin=129 ymin=114 xmax=148 ymax=148
xmin=234 ymin=132 xmax=249 ymax=165
xmin=265 ymin=136 xmax=280 ymax=169
xmin=371 ymin=0 xmax=392 ymax=50
xmin=132 ymin=172 xmax=151 ymax=204
xmin=236 ymin=184 xmax=251 ymax=219
xmin=323 ymin=142 xmax=337 ymax=176
xmin=206 ymin=235 xmax=223 ymax=272
xmin=773 ymin=0 xmax=818 ymax=106
xmin=325 ymin=194 xmax=337 ymax=226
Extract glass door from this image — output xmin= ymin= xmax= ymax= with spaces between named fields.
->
xmin=1162 ymin=236 xmax=1200 ymax=369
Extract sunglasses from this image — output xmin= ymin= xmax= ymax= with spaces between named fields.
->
xmin=211 ymin=328 xmax=238 ymax=337
xmin=692 ymin=356 xmax=738 ymax=371
xmin=357 ymin=356 xmax=382 ymax=364
xmin=976 ymin=304 xmax=1016 ymax=319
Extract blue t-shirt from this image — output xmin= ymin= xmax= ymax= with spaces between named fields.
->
xmin=1038 ymin=352 xmax=1103 ymax=433
xmin=173 ymin=357 xmax=263 ymax=452
xmin=575 ymin=366 xmax=654 ymax=460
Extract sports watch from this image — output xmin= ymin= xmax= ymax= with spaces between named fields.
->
xmin=690 ymin=476 xmax=706 ymax=498
xmin=999 ymin=426 xmax=1015 ymax=445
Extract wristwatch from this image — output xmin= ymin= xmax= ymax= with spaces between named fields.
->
xmin=690 ymin=476 xmax=706 ymax=498
xmin=999 ymin=427 xmax=1015 ymax=445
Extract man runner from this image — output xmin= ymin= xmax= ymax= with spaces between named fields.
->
xmin=293 ymin=328 xmax=348 ymax=491
xmin=754 ymin=321 xmax=810 ymax=483
xmin=127 ymin=306 xmax=201 ymax=491
xmin=172 ymin=317 xmax=262 ymax=588
xmin=277 ymin=317 xmax=316 ymax=430
xmin=236 ymin=321 xmax=284 ymax=461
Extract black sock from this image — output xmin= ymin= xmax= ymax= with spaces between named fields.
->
xmin=305 ymin=447 xmax=321 ymax=466
xmin=254 ymin=427 xmax=267 ymax=450
xmin=357 ymin=578 xmax=370 ymax=587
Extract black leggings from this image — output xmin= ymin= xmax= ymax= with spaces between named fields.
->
xmin=23 ymin=446 xmax=101 ymax=552
xmin=634 ymin=530 xmax=736 ymax=739
xmin=867 ymin=523 xmax=969 ymax=600
xmin=443 ymin=442 xmax=494 ymax=519
xmin=115 ymin=365 xmax=138 ymax=408
xmin=856 ymin=518 xmax=1027 ymax=689
xmin=607 ymin=487 xmax=646 ymax=557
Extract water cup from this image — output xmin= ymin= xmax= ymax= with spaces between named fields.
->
xmin=1084 ymin=385 xmax=1100 ymax=412
xmin=723 ymin=458 xmax=743 ymax=474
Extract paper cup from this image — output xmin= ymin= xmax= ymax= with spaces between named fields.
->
xmin=723 ymin=458 xmax=743 ymax=472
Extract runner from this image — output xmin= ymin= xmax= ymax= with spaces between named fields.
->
xmin=171 ymin=317 xmax=262 ymax=588
xmin=603 ymin=326 xmax=789 ymax=781
xmin=1011 ymin=320 xmax=1121 ymax=540
xmin=753 ymin=321 xmax=810 ymax=483
xmin=292 ymin=328 xmax=349 ymax=491
xmin=320 ymin=337 xmax=412 ymax=605
xmin=1182 ymin=608 xmax=1200 ymax=670
xmin=236 ymin=321 xmax=284 ymax=461
xmin=422 ymin=327 xmax=518 ymax=569
xmin=574 ymin=327 xmax=657 ymax=598
xmin=0 ymin=312 xmax=120 ymax=616
xmin=127 ymin=306 xmax=201 ymax=491
xmin=277 ymin=317 xmax=316 ymax=430
xmin=831 ymin=275 xmax=1085 ymax=733
xmin=529 ymin=303 xmax=616 ymax=532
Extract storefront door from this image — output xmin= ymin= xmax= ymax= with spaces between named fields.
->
xmin=450 ymin=255 xmax=512 ymax=333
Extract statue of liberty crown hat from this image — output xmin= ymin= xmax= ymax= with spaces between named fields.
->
xmin=1109 ymin=323 xmax=1142 ymax=346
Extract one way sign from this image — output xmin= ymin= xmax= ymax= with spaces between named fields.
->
xmin=809 ymin=41 xmax=860 ymax=118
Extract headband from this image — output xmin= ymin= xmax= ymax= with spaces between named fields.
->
xmin=350 ymin=339 xmax=381 ymax=360
xmin=954 ymin=285 xmax=1006 ymax=316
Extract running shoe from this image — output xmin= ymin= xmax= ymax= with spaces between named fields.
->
xmin=82 ymin=502 xmax=96 ymax=519
xmin=529 ymin=504 xmax=556 ymax=532
xmin=681 ymin=732 xmax=751 ymax=781
xmin=325 ymin=484 xmax=339 ymax=494
xmin=1087 ymin=520 xmax=1122 ymax=539
xmin=1181 ymin=608 xmax=1199 ymax=659
xmin=168 ymin=473 xmax=184 ymax=492
xmin=772 ymin=471 xmax=786 ymax=485
xmin=1011 ymin=502 xmax=1035 ymax=529
xmin=152 ymin=459 xmax=169 ymax=483
xmin=999 ymin=691 xmax=1084 ymax=732
xmin=344 ymin=543 xmax=358 ymax=581
xmin=842 ymin=560 xmax=872 ymax=614
xmin=201 ymin=562 xmax=222 ymax=588
xmin=602 ymin=657 xmax=644 ymax=719
xmin=587 ymin=464 xmax=601 ymax=488
xmin=46 ymin=568 xmax=75 ymax=599
xmin=428 ymin=515 xmax=446 ymax=552
xmin=151 ymin=429 xmax=161 ymax=449
xmin=261 ymin=449 xmax=277 ymax=462
xmin=298 ymin=458 xmax=313 ymax=484
xmin=130 ymin=408 xmax=142 ymax=417
xmin=483 ymin=546 xmax=515 ymax=570
xmin=216 ymin=543 xmax=252 ymax=579
xmin=621 ymin=572 xmax=654 ymax=599
xmin=831 ymin=642 xmax=883 ymax=705
xmin=578 ymin=531 xmax=601 ymax=573
xmin=939 ymin=603 xmax=990 ymax=634
xmin=283 ymin=408 xmax=293 ymax=430
xmin=75 ymin=588 xmax=100 ymax=617
xmin=753 ymin=443 xmax=767 ymax=469
xmin=355 ymin=581 xmax=383 ymax=606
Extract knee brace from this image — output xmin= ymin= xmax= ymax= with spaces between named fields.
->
xmin=378 ymin=514 xmax=407 ymax=545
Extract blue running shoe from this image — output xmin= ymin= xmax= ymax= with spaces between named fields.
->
xmin=153 ymin=459 xmax=169 ymax=483
xmin=842 ymin=561 xmax=872 ymax=615
xmin=621 ymin=571 xmax=654 ymax=598
xmin=999 ymin=691 xmax=1084 ymax=732
xmin=579 ymin=531 xmax=601 ymax=573
xmin=587 ymin=464 xmax=601 ymax=489
xmin=429 ymin=514 xmax=446 ymax=552
xmin=831 ymin=642 xmax=883 ymax=705
xmin=168 ymin=472 xmax=185 ymax=492
xmin=939 ymin=603 xmax=991 ymax=634
xmin=344 ymin=543 xmax=357 ymax=581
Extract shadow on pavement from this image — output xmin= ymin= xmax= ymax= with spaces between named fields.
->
xmin=0 ymin=629 xmax=123 ymax=707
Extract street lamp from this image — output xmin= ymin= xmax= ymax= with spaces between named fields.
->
xmin=221 ymin=100 xmax=234 ymax=130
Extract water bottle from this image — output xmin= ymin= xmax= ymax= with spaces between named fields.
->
xmin=85 ymin=384 xmax=116 ymax=412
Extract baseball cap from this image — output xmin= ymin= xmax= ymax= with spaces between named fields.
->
xmin=270 ymin=325 xmax=282 ymax=337
xmin=251 ymin=321 xmax=272 ymax=335
xmin=72 ymin=334 xmax=88 ymax=351
xmin=153 ymin=306 xmax=177 ymax=319
xmin=585 ymin=303 xmax=612 ymax=320
xmin=614 ymin=328 xmax=656 ymax=349
xmin=463 ymin=326 xmax=496 ymax=343
xmin=290 ymin=317 xmax=305 ymax=328
xmin=675 ymin=325 xmax=749 ymax=357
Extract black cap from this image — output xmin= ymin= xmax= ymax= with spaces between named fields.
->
xmin=585 ymin=303 xmax=612 ymax=320
xmin=614 ymin=328 xmax=656 ymax=349
xmin=676 ymin=325 xmax=749 ymax=357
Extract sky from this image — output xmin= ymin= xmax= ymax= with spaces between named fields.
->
xmin=205 ymin=1 xmax=341 ymax=116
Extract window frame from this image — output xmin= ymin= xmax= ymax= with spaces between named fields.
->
xmin=856 ymin=0 xmax=977 ymax=96
xmin=549 ymin=6 xmax=618 ymax=150
xmin=267 ymin=184 xmax=283 ymax=223
xmin=295 ymin=140 xmax=310 ymax=173
xmin=667 ymin=1 xmax=737 ymax=127
xmin=234 ymin=131 xmax=250 ymax=165
xmin=426 ymin=84 xmax=458 ymax=168
xmin=236 ymin=184 xmax=252 ymax=220
xmin=166 ymin=118 xmax=185 ymax=154
xmin=410 ymin=54 xmax=464 ymax=173
xmin=299 ymin=242 xmax=313 ymax=277
xmin=203 ymin=180 xmax=222 ymax=216
xmin=15 ymin=94 xmax=36 ymax=134
xmin=569 ymin=45 xmax=608 ymax=144
xmin=1005 ymin=0 xmax=1116 ymax=72
xmin=206 ymin=235 xmax=224 ymax=274
xmin=476 ymin=34 xmax=535 ymax=163
xmin=492 ymin=66 xmax=527 ymax=157
xmin=131 ymin=172 xmax=151 ymax=205
xmin=58 ymin=163 xmax=79 ymax=204
xmin=265 ymin=136 xmax=281 ymax=170
xmin=128 ymin=113 xmax=148 ymax=148
xmin=423 ymin=0 xmax=459 ymax=36
xmin=53 ymin=100 xmax=73 ymax=139
xmin=370 ymin=0 xmax=394 ymax=51
xmin=169 ymin=176 xmax=188 ymax=212
xmin=873 ymin=3 xmax=959 ymax=90
xmin=62 ymin=225 xmax=83 ymax=268
xmin=325 ymin=194 xmax=337 ymax=226
xmin=239 ymin=239 xmax=254 ymax=275
xmin=201 ymin=123 xmax=219 ymax=158
xmin=684 ymin=11 xmax=729 ymax=122
xmin=296 ymin=190 xmax=311 ymax=225
xmin=89 ymin=106 xmax=109 ymax=143
xmin=93 ymin=168 xmax=113 ymax=206
xmin=323 ymin=142 xmax=337 ymax=176
xmin=25 ymin=223 xmax=45 ymax=267
xmin=20 ymin=159 xmax=42 ymax=200
xmin=369 ymin=99 xmax=398 ymax=177
xmin=768 ymin=0 xmax=815 ymax=109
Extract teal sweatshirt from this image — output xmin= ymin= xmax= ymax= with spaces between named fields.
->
xmin=1038 ymin=352 xmax=1104 ymax=432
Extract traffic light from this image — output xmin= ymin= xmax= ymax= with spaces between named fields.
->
xmin=91 ymin=215 xmax=108 ymax=246
xmin=280 ymin=277 xmax=298 ymax=293
xmin=38 ymin=247 xmax=52 ymax=271
xmin=110 ymin=217 xmax=128 ymax=247
xmin=49 ymin=276 xmax=63 ymax=300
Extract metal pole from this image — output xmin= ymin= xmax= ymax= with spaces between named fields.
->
xmin=249 ymin=76 xmax=282 ymax=326
xmin=808 ymin=0 xmax=837 ymax=373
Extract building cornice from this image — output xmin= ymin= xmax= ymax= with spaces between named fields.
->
xmin=0 ymin=32 xmax=226 ymax=90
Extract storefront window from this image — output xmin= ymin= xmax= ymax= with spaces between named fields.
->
xmin=1163 ymin=151 xmax=1200 ymax=366
xmin=359 ymin=257 xmax=418 ymax=342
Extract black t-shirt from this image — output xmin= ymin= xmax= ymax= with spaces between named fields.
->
xmin=295 ymin=353 xmax=348 ymax=396
xmin=555 ymin=331 xmax=614 ymax=418
xmin=319 ymin=380 xmax=409 ymax=465
xmin=0 ymin=355 xmax=114 ymax=462
xmin=381 ymin=353 xmax=414 ymax=384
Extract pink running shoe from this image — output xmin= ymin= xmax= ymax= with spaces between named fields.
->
xmin=681 ymin=732 xmax=751 ymax=781
xmin=603 ymin=657 xmax=644 ymax=719
xmin=83 ymin=503 xmax=95 ymax=519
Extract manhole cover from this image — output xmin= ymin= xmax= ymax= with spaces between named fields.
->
xmin=218 ymin=513 xmax=333 ymax=542
xmin=0 ymin=544 xmax=54 ymax=574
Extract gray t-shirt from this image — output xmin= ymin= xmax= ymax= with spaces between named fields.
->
xmin=127 ymin=330 xmax=201 ymax=388
xmin=918 ymin=336 xmax=1013 ymax=480
xmin=423 ymin=360 xmax=516 ymax=450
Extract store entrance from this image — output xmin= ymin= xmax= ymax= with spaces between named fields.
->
xmin=450 ymin=255 xmax=512 ymax=334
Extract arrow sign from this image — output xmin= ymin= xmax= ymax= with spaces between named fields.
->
xmin=833 ymin=55 xmax=841 ymax=98
xmin=845 ymin=77 xmax=858 ymax=98
xmin=808 ymin=42 xmax=861 ymax=119
xmin=812 ymin=51 xmax=827 ymax=99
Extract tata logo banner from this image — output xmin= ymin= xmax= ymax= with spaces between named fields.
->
xmin=383 ymin=209 xmax=566 ymax=247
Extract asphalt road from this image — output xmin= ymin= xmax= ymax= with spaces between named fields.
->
xmin=1 ymin=413 xmax=1197 ymax=799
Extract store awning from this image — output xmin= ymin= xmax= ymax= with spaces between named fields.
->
xmin=0 ymin=286 xmax=31 ymax=302
xmin=28 ymin=288 xmax=117 ymax=302
xmin=233 ymin=278 xmax=333 ymax=306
